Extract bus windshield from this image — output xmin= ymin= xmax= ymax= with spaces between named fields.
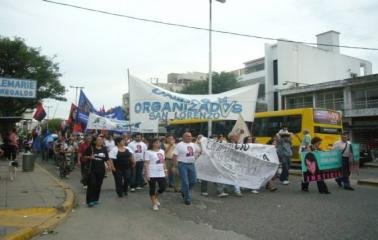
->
xmin=252 ymin=115 xmax=302 ymax=137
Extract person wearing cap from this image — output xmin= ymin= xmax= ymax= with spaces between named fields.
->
xmin=301 ymin=137 xmax=330 ymax=194
xmin=276 ymin=129 xmax=293 ymax=185
xmin=332 ymin=132 xmax=354 ymax=190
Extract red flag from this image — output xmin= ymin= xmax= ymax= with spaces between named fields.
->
xmin=33 ymin=102 xmax=46 ymax=121
xmin=67 ymin=104 xmax=78 ymax=125
xmin=73 ymin=123 xmax=83 ymax=133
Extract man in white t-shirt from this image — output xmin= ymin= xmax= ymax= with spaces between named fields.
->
xmin=128 ymin=133 xmax=147 ymax=191
xmin=173 ymin=132 xmax=197 ymax=205
xmin=332 ymin=132 xmax=354 ymax=190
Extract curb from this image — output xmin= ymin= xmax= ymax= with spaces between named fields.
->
xmin=2 ymin=163 xmax=74 ymax=240
xmin=289 ymin=170 xmax=302 ymax=176
xmin=357 ymin=178 xmax=378 ymax=187
xmin=364 ymin=162 xmax=378 ymax=168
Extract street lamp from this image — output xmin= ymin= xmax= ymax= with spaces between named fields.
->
xmin=69 ymin=85 xmax=85 ymax=105
xmin=208 ymin=0 xmax=225 ymax=138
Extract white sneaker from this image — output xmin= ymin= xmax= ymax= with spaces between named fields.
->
xmin=136 ymin=187 xmax=142 ymax=190
xmin=251 ymin=190 xmax=259 ymax=194
xmin=235 ymin=192 xmax=243 ymax=197
xmin=130 ymin=188 xmax=136 ymax=192
xmin=281 ymin=181 xmax=290 ymax=185
xmin=218 ymin=192 xmax=229 ymax=198
xmin=156 ymin=200 xmax=161 ymax=207
xmin=201 ymin=192 xmax=209 ymax=196
xmin=152 ymin=204 xmax=159 ymax=211
xmin=83 ymin=186 xmax=88 ymax=190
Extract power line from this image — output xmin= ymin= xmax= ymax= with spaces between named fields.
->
xmin=42 ymin=0 xmax=378 ymax=51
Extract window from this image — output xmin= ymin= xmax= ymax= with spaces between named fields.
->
xmin=314 ymin=126 xmax=342 ymax=135
xmin=315 ymin=90 xmax=344 ymax=110
xmin=285 ymin=94 xmax=313 ymax=109
xmin=273 ymin=60 xmax=278 ymax=85
xmin=245 ymin=63 xmax=265 ymax=74
xmin=258 ymin=84 xmax=265 ymax=99
xmin=274 ymin=91 xmax=279 ymax=111
xmin=253 ymin=115 xmax=302 ymax=137
xmin=352 ymin=86 xmax=378 ymax=109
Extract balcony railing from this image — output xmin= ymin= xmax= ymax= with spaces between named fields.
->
xmin=353 ymin=99 xmax=378 ymax=109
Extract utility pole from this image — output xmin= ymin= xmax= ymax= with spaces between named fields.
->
xmin=208 ymin=0 xmax=226 ymax=138
xmin=69 ymin=85 xmax=85 ymax=105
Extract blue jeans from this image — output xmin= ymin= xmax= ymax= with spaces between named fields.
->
xmin=336 ymin=157 xmax=351 ymax=188
xmin=280 ymin=157 xmax=291 ymax=182
xmin=234 ymin=185 xmax=241 ymax=193
xmin=131 ymin=161 xmax=145 ymax=188
xmin=178 ymin=162 xmax=197 ymax=202
xmin=200 ymin=181 xmax=226 ymax=194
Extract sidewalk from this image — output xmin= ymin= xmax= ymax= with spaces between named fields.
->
xmin=289 ymin=165 xmax=378 ymax=187
xmin=0 ymin=155 xmax=74 ymax=240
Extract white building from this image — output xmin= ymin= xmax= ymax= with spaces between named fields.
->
xmin=122 ymin=72 xmax=208 ymax=114
xmin=165 ymin=72 xmax=207 ymax=92
xmin=236 ymin=30 xmax=373 ymax=111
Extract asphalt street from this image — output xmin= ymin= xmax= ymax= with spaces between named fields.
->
xmin=35 ymin=160 xmax=378 ymax=240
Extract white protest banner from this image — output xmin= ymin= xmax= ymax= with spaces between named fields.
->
xmin=196 ymin=138 xmax=279 ymax=189
xmin=87 ymin=113 xmax=140 ymax=132
xmin=0 ymin=77 xmax=37 ymax=99
xmin=129 ymin=74 xmax=259 ymax=133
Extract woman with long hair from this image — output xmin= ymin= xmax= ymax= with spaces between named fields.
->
xmin=144 ymin=138 xmax=167 ymax=211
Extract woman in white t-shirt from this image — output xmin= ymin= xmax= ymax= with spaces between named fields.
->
xmin=144 ymin=138 xmax=167 ymax=211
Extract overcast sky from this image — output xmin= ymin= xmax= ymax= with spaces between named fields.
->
xmin=1 ymin=0 xmax=377 ymax=118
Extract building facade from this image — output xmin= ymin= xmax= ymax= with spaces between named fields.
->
xmin=234 ymin=30 xmax=373 ymax=112
xmin=165 ymin=72 xmax=207 ymax=92
xmin=280 ymin=74 xmax=378 ymax=148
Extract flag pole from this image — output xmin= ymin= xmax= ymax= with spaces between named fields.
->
xmin=127 ymin=68 xmax=132 ymax=136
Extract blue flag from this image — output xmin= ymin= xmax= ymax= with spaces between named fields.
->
xmin=76 ymin=90 xmax=98 ymax=124
xmin=104 ymin=106 xmax=126 ymax=120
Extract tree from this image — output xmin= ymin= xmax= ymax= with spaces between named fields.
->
xmin=180 ymin=71 xmax=240 ymax=94
xmin=0 ymin=37 xmax=66 ymax=118
xmin=41 ymin=118 xmax=64 ymax=133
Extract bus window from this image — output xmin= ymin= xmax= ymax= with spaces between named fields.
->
xmin=314 ymin=126 xmax=342 ymax=135
xmin=253 ymin=115 xmax=302 ymax=137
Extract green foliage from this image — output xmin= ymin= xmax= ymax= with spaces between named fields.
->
xmin=0 ymin=37 xmax=66 ymax=117
xmin=41 ymin=118 xmax=64 ymax=133
xmin=180 ymin=72 xmax=240 ymax=94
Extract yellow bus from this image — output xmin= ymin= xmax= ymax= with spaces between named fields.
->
xmin=252 ymin=108 xmax=342 ymax=163
xmin=167 ymin=108 xmax=343 ymax=163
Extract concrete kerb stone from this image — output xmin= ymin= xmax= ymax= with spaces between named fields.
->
xmin=2 ymin=163 xmax=74 ymax=240
xmin=289 ymin=169 xmax=302 ymax=176
xmin=357 ymin=178 xmax=378 ymax=187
